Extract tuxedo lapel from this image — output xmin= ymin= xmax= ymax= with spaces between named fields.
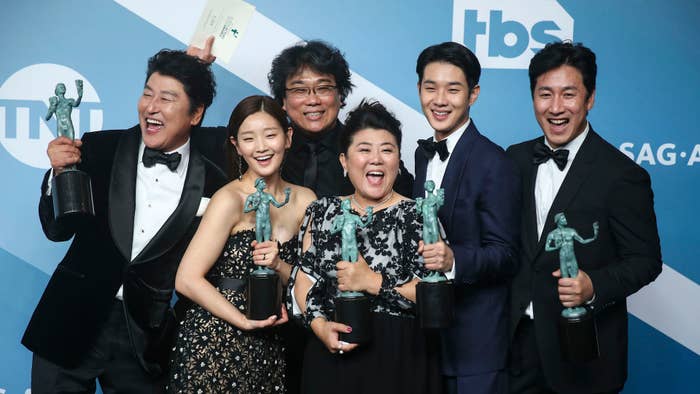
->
xmin=413 ymin=146 xmax=428 ymax=198
xmin=534 ymin=131 xmax=599 ymax=260
xmin=131 ymin=145 xmax=205 ymax=264
xmin=108 ymin=128 xmax=140 ymax=261
xmin=439 ymin=121 xmax=478 ymax=235
xmin=522 ymin=140 xmax=540 ymax=261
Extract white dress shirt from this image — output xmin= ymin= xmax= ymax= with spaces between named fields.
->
xmin=115 ymin=139 xmax=191 ymax=299
xmin=423 ymin=119 xmax=471 ymax=280
xmin=525 ymin=123 xmax=589 ymax=318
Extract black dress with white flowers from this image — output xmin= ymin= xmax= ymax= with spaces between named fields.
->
xmin=289 ymin=197 xmax=442 ymax=394
xmin=168 ymin=229 xmax=296 ymax=393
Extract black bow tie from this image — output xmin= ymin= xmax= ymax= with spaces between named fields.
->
xmin=417 ymin=138 xmax=449 ymax=161
xmin=142 ymin=147 xmax=181 ymax=171
xmin=533 ymin=140 xmax=569 ymax=171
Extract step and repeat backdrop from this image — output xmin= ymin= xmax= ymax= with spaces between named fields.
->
xmin=1 ymin=0 xmax=698 ymax=392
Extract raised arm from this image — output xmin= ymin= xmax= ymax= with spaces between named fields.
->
xmin=73 ymin=80 xmax=83 ymax=107
xmin=270 ymin=187 xmax=291 ymax=208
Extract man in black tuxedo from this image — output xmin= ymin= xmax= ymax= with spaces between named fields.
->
xmin=507 ymin=42 xmax=662 ymax=393
xmin=22 ymin=50 xmax=228 ymax=392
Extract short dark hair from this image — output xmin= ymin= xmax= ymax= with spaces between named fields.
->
xmin=416 ymin=42 xmax=481 ymax=91
xmin=340 ymin=99 xmax=402 ymax=154
xmin=528 ymin=41 xmax=597 ymax=99
xmin=146 ymin=49 xmax=216 ymax=115
xmin=268 ymin=40 xmax=354 ymax=107
xmin=225 ymin=95 xmax=289 ymax=180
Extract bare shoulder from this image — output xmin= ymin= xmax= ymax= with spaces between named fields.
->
xmin=207 ymin=181 xmax=244 ymax=217
xmin=286 ymin=183 xmax=317 ymax=208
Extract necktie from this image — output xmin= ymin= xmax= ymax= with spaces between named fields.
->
xmin=303 ymin=141 xmax=319 ymax=189
xmin=417 ymin=138 xmax=449 ymax=161
xmin=142 ymin=147 xmax=181 ymax=171
xmin=532 ymin=140 xmax=569 ymax=171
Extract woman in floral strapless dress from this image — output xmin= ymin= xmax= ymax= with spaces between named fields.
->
xmin=168 ymin=96 xmax=316 ymax=393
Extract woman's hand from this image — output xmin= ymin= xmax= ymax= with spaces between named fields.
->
xmin=336 ymin=255 xmax=381 ymax=295
xmin=251 ymin=240 xmax=282 ymax=271
xmin=310 ymin=317 xmax=359 ymax=354
xmin=238 ymin=304 xmax=288 ymax=331
xmin=395 ymin=277 xmax=420 ymax=302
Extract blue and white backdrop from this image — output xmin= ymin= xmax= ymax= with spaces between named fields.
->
xmin=1 ymin=1 xmax=698 ymax=392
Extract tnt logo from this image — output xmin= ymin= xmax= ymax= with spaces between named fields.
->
xmin=452 ymin=0 xmax=574 ymax=69
xmin=0 ymin=64 xmax=103 ymax=169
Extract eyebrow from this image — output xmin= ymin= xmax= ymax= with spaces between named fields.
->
xmin=287 ymin=78 xmax=334 ymax=86
xmin=422 ymin=79 xmax=465 ymax=87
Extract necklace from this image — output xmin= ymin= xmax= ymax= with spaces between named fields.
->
xmin=350 ymin=191 xmax=394 ymax=212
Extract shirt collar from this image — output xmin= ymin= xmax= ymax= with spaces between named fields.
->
xmin=435 ymin=118 xmax=471 ymax=159
xmin=544 ymin=121 xmax=589 ymax=164
xmin=138 ymin=138 xmax=191 ymax=176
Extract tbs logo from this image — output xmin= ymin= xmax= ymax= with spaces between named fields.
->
xmin=0 ymin=64 xmax=103 ymax=169
xmin=452 ymin=0 xmax=574 ymax=69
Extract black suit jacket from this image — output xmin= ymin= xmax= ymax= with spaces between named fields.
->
xmin=414 ymin=121 xmax=521 ymax=379
xmin=22 ymin=126 xmax=228 ymax=375
xmin=506 ymin=129 xmax=662 ymax=393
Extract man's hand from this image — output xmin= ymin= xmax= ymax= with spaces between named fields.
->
xmin=186 ymin=35 xmax=216 ymax=64
xmin=418 ymin=240 xmax=454 ymax=272
xmin=336 ymin=255 xmax=381 ymax=294
xmin=47 ymin=136 xmax=82 ymax=175
xmin=552 ymin=268 xmax=594 ymax=307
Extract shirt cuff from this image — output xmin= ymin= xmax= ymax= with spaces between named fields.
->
xmin=444 ymin=257 xmax=456 ymax=280
xmin=45 ymin=170 xmax=55 ymax=196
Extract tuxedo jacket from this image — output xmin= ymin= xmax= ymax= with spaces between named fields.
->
xmin=413 ymin=121 xmax=521 ymax=378
xmin=22 ymin=125 xmax=228 ymax=376
xmin=506 ymin=129 xmax=662 ymax=393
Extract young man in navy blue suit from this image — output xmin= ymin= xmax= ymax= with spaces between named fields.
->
xmin=413 ymin=42 xmax=521 ymax=394
xmin=507 ymin=42 xmax=662 ymax=394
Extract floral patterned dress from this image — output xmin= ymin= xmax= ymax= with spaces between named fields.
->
xmin=168 ymin=229 xmax=296 ymax=393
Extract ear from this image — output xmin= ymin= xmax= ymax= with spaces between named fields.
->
xmin=285 ymin=127 xmax=293 ymax=149
xmin=282 ymin=98 xmax=288 ymax=112
xmin=189 ymin=105 xmax=205 ymax=126
xmin=339 ymin=153 xmax=347 ymax=172
xmin=585 ymin=89 xmax=596 ymax=111
xmin=229 ymin=136 xmax=242 ymax=155
xmin=468 ymin=85 xmax=480 ymax=106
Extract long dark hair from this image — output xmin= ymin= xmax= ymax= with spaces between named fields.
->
xmin=225 ymin=95 xmax=290 ymax=180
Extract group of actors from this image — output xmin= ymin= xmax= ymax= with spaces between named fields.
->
xmin=21 ymin=36 xmax=662 ymax=394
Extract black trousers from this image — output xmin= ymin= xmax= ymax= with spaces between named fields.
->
xmin=31 ymin=299 xmax=164 ymax=394
xmin=508 ymin=317 xmax=621 ymax=394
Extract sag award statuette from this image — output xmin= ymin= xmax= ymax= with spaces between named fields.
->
xmin=46 ymin=80 xmax=95 ymax=219
xmin=545 ymin=213 xmax=600 ymax=362
xmin=332 ymin=199 xmax=373 ymax=344
xmin=243 ymin=178 xmax=291 ymax=320
xmin=415 ymin=181 xmax=454 ymax=329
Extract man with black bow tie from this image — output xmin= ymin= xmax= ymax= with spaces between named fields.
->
xmin=413 ymin=42 xmax=521 ymax=394
xmin=506 ymin=42 xmax=662 ymax=394
xmin=22 ymin=49 xmax=228 ymax=392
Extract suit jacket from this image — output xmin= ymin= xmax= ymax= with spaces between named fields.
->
xmin=506 ymin=129 xmax=662 ymax=393
xmin=22 ymin=125 xmax=228 ymax=376
xmin=413 ymin=121 xmax=521 ymax=377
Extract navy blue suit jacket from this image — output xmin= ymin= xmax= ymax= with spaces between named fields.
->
xmin=413 ymin=121 xmax=521 ymax=377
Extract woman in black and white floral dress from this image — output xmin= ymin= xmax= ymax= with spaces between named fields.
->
xmin=289 ymin=100 xmax=442 ymax=394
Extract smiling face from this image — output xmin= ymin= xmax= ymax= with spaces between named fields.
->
xmin=339 ymin=128 xmax=399 ymax=204
xmin=418 ymin=61 xmax=479 ymax=140
xmin=138 ymin=72 xmax=203 ymax=152
xmin=533 ymin=65 xmax=595 ymax=148
xmin=231 ymin=111 xmax=292 ymax=179
xmin=282 ymin=67 xmax=340 ymax=134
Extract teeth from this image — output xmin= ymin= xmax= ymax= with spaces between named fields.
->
xmin=146 ymin=118 xmax=163 ymax=125
xmin=256 ymin=155 xmax=272 ymax=161
xmin=550 ymin=119 xmax=567 ymax=125
xmin=433 ymin=111 xmax=448 ymax=116
xmin=305 ymin=112 xmax=322 ymax=117
xmin=367 ymin=171 xmax=384 ymax=176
